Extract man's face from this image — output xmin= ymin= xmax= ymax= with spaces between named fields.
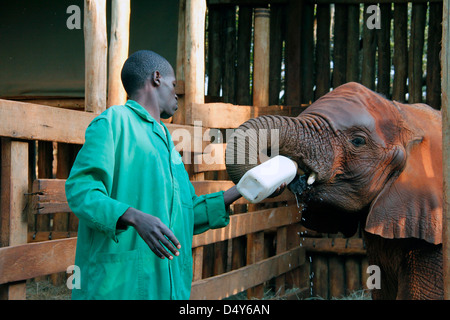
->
xmin=157 ymin=68 xmax=178 ymax=119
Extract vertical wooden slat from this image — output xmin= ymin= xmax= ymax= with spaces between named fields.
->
xmin=207 ymin=6 xmax=223 ymax=100
xmin=329 ymin=255 xmax=345 ymax=298
xmin=285 ymin=0 xmax=302 ymax=106
xmin=408 ymin=2 xmax=427 ymax=104
xmin=442 ymin=0 xmax=450 ymax=301
xmin=392 ymin=3 xmax=408 ymax=102
xmin=344 ymin=256 xmax=361 ymax=294
xmin=311 ymin=254 xmax=328 ymax=299
xmin=377 ymin=3 xmax=391 ymax=98
xmin=192 ymin=246 xmax=204 ymax=282
xmin=223 ymin=6 xmax=237 ymax=104
xmin=173 ymin=0 xmax=186 ymax=125
xmin=184 ymin=0 xmax=206 ymax=117
xmin=107 ymin=0 xmax=130 ymax=108
xmin=253 ymin=8 xmax=270 ymax=107
xmin=315 ymin=4 xmax=331 ymax=99
xmin=346 ymin=4 xmax=360 ymax=83
xmin=246 ymin=231 xmax=264 ymax=299
xmin=84 ymin=0 xmax=108 ymax=114
xmin=269 ymin=4 xmax=285 ymax=106
xmin=426 ymin=1 xmax=443 ymax=110
xmin=361 ymin=4 xmax=376 ymax=91
xmin=332 ymin=4 xmax=347 ymax=89
xmin=301 ymin=2 xmax=314 ymax=105
xmin=275 ymin=226 xmax=287 ymax=295
xmin=236 ymin=5 xmax=253 ymax=106
xmin=0 ymin=139 xmax=29 ymax=299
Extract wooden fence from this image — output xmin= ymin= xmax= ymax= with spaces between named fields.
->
xmin=0 ymin=0 xmax=448 ymax=300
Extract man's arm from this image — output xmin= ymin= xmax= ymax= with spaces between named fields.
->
xmin=222 ymin=183 xmax=287 ymax=209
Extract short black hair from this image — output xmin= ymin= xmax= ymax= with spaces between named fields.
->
xmin=121 ymin=50 xmax=173 ymax=96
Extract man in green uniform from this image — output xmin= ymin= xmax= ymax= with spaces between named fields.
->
xmin=66 ymin=50 xmax=283 ymax=300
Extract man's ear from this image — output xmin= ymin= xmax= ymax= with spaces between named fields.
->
xmin=152 ymin=71 xmax=161 ymax=86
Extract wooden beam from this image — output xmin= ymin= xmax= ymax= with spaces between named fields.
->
xmin=0 ymin=139 xmax=29 ymax=299
xmin=0 ymin=99 xmax=94 ymax=144
xmin=0 ymin=100 xmax=208 ymax=153
xmin=186 ymin=102 xmax=305 ymax=128
xmin=31 ymin=179 xmax=295 ymax=215
xmin=190 ymin=246 xmax=305 ymax=300
xmin=107 ymin=0 xmax=130 ymax=107
xmin=442 ymin=0 xmax=450 ymax=301
xmin=84 ymin=0 xmax=108 ymax=114
xmin=0 ymin=238 xmax=77 ymax=285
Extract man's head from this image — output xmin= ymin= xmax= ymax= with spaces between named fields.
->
xmin=121 ymin=50 xmax=178 ymax=119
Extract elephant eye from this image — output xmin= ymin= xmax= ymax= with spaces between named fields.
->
xmin=351 ymin=136 xmax=366 ymax=147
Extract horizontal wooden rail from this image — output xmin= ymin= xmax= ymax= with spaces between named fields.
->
xmin=1 ymin=204 xmax=301 ymax=285
xmin=31 ymin=179 xmax=296 ymax=215
xmin=192 ymin=205 xmax=301 ymax=248
xmin=190 ymin=246 xmax=305 ymax=300
xmin=300 ymin=238 xmax=366 ymax=255
xmin=186 ymin=102 xmax=305 ymax=129
xmin=0 ymin=99 xmax=208 ymax=152
xmin=0 ymin=238 xmax=77 ymax=285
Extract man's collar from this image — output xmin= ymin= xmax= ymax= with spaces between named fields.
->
xmin=125 ymin=99 xmax=155 ymax=123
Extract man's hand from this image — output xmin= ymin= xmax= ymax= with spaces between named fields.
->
xmin=268 ymin=182 xmax=287 ymax=198
xmin=118 ymin=207 xmax=181 ymax=260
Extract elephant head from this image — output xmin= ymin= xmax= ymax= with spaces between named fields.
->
xmin=225 ymin=82 xmax=443 ymax=245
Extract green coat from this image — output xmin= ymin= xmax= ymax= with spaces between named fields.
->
xmin=65 ymin=100 xmax=229 ymax=300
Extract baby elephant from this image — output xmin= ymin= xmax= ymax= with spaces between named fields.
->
xmin=226 ymin=82 xmax=443 ymax=299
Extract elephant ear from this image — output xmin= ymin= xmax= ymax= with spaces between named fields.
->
xmin=365 ymin=103 xmax=443 ymax=245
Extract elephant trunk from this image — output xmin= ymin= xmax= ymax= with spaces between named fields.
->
xmin=225 ymin=114 xmax=335 ymax=194
xmin=225 ymin=115 xmax=303 ymax=185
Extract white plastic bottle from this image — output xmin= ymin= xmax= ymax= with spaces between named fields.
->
xmin=236 ymin=155 xmax=298 ymax=203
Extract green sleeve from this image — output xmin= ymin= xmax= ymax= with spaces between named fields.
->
xmin=65 ymin=117 xmax=130 ymax=242
xmin=190 ymin=183 xmax=230 ymax=235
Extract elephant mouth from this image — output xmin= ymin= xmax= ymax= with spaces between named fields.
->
xmin=288 ymin=162 xmax=318 ymax=197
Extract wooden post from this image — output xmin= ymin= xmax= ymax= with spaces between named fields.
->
xmin=442 ymin=0 xmax=450 ymax=301
xmin=253 ymin=8 xmax=270 ymax=107
xmin=84 ymin=0 xmax=108 ymax=114
xmin=184 ymin=0 xmax=206 ymax=120
xmin=107 ymin=0 xmax=130 ymax=107
xmin=0 ymin=139 xmax=29 ymax=299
